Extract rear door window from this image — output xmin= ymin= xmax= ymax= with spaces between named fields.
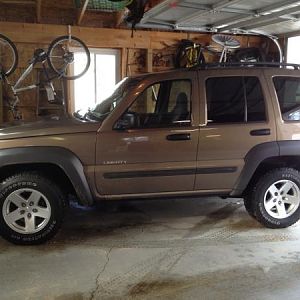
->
xmin=206 ymin=76 xmax=266 ymax=124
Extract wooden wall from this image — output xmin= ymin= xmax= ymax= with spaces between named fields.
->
xmin=0 ymin=21 xmax=274 ymax=122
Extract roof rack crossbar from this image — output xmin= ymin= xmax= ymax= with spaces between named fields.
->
xmin=196 ymin=62 xmax=300 ymax=70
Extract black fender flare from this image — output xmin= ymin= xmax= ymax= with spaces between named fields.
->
xmin=0 ymin=146 xmax=93 ymax=205
xmin=230 ymin=142 xmax=279 ymax=196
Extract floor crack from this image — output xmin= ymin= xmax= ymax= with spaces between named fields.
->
xmin=89 ymin=247 xmax=113 ymax=300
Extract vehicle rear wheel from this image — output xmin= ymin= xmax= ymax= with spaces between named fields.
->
xmin=252 ymin=168 xmax=300 ymax=228
xmin=0 ymin=172 xmax=66 ymax=245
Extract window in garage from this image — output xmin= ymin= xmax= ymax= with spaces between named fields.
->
xmin=287 ymin=36 xmax=300 ymax=64
xmin=73 ymin=48 xmax=120 ymax=112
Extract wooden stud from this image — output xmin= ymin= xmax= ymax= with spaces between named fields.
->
xmin=77 ymin=0 xmax=89 ymax=26
xmin=36 ymin=0 xmax=42 ymax=23
xmin=146 ymin=49 xmax=153 ymax=73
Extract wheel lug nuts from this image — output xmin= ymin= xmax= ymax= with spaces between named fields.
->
xmin=32 ymin=209 xmax=38 ymax=213
xmin=20 ymin=210 xmax=25 ymax=215
xmin=22 ymin=203 xmax=26 ymax=207
xmin=273 ymin=199 xmax=277 ymax=203
xmin=29 ymin=202 xmax=34 ymax=206
xmin=27 ymin=213 xmax=32 ymax=218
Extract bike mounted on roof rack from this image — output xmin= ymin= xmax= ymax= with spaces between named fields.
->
xmin=175 ymin=33 xmax=284 ymax=69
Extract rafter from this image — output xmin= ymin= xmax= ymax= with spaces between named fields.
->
xmin=77 ymin=0 xmax=89 ymax=25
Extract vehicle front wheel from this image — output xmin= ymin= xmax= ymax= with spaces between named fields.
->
xmin=253 ymin=168 xmax=300 ymax=228
xmin=0 ymin=172 xmax=66 ymax=245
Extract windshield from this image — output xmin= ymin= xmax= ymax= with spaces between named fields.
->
xmin=74 ymin=77 xmax=138 ymax=122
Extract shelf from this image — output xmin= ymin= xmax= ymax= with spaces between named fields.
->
xmin=37 ymin=69 xmax=66 ymax=116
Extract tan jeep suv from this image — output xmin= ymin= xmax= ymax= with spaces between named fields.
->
xmin=1 ymin=63 xmax=300 ymax=244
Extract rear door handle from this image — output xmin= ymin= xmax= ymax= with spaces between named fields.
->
xmin=166 ymin=133 xmax=191 ymax=141
xmin=250 ymin=129 xmax=271 ymax=136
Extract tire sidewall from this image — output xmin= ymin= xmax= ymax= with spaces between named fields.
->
xmin=254 ymin=169 xmax=300 ymax=228
xmin=0 ymin=174 xmax=64 ymax=244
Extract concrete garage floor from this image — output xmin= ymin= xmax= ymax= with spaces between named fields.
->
xmin=1 ymin=197 xmax=300 ymax=300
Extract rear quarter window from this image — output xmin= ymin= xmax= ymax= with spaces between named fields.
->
xmin=273 ymin=76 xmax=300 ymax=121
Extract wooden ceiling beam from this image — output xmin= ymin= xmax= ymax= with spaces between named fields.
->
xmin=36 ymin=0 xmax=42 ymax=23
xmin=0 ymin=0 xmax=35 ymax=4
xmin=77 ymin=0 xmax=89 ymax=25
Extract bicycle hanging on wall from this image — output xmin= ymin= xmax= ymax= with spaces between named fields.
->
xmin=0 ymin=32 xmax=90 ymax=120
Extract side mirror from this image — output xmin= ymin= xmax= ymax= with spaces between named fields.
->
xmin=114 ymin=112 xmax=136 ymax=130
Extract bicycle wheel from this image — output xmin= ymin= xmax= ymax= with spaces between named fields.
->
xmin=175 ymin=39 xmax=205 ymax=68
xmin=0 ymin=33 xmax=18 ymax=77
xmin=47 ymin=35 xmax=90 ymax=80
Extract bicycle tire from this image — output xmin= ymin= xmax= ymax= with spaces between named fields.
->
xmin=0 ymin=33 xmax=18 ymax=77
xmin=47 ymin=35 xmax=90 ymax=80
xmin=175 ymin=39 xmax=205 ymax=68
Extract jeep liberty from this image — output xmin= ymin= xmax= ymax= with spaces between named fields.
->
xmin=1 ymin=63 xmax=300 ymax=244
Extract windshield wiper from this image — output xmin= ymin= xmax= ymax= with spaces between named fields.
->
xmin=73 ymin=111 xmax=85 ymax=120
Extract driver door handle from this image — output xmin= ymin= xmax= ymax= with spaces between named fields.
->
xmin=166 ymin=133 xmax=191 ymax=141
xmin=250 ymin=129 xmax=271 ymax=136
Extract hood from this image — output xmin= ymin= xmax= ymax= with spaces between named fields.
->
xmin=0 ymin=115 xmax=101 ymax=140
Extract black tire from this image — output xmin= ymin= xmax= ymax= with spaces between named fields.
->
xmin=0 ymin=33 xmax=18 ymax=77
xmin=0 ymin=172 xmax=66 ymax=245
xmin=47 ymin=35 xmax=90 ymax=80
xmin=243 ymin=194 xmax=256 ymax=219
xmin=175 ymin=39 xmax=205 ymax=68
xmin=252 ymin=168 xmax=300 ymax=228
xmin=232 ymin=47 xmax=266 ymax=63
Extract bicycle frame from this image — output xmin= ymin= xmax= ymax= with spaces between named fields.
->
xmin=0 ymin=33 xmax=90 ymax=120
xmin=3 ymin=49 xmax=67 ymax=119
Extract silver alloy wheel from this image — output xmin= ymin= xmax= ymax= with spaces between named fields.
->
xmin=263 ymin=180 xmax=300 ymax=219
xmin=2 ymin=188 xmax=51 ymax=234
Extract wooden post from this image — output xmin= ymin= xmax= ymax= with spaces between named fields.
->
xmin=36 ymin=0 xmax=42 ymax=23
xmin=146 ymin=48 xmax=153 ymax=73
xmin=121 ymin=48 xmax=128 ymax=79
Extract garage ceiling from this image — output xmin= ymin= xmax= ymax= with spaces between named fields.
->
xmin=139 ymin=0 xmax=300 ymax=36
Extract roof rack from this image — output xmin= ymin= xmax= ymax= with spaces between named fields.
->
xmin=196 ymin=62 xmax=300 ymax=70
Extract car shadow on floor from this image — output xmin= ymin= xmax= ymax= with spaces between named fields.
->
xmin=0 ymin=197 xmax=261 ymax=249
xmin=52 ymin=197 xmax=258 ymax=243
